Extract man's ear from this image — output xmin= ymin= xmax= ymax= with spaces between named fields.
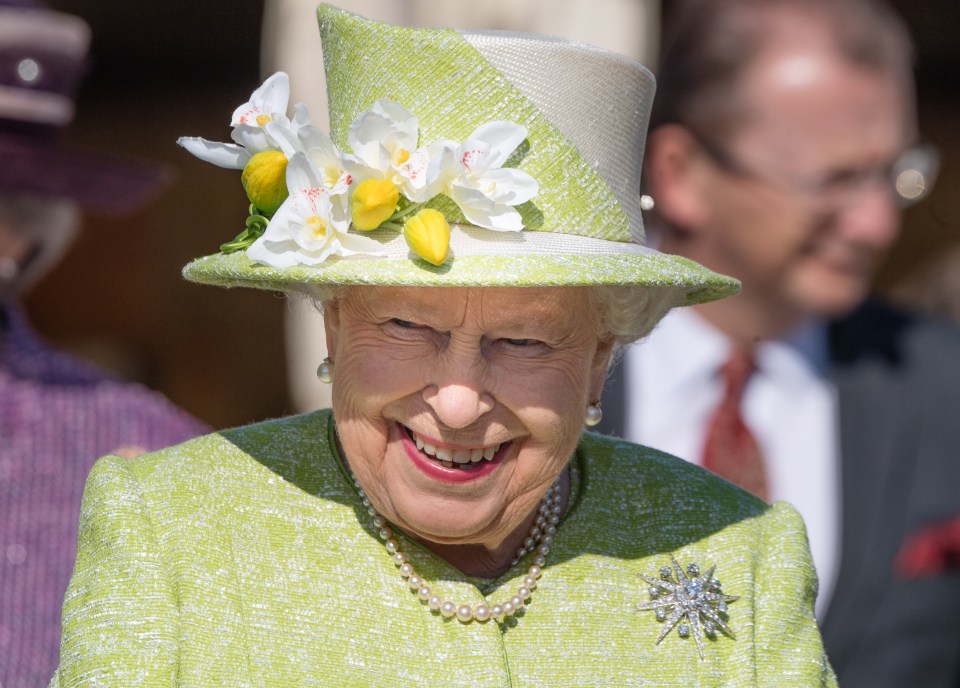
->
xmin=644 ymin=124 xmax=712 ymax=234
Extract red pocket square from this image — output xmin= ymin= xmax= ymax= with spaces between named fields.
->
xmin=896 ymin=518 xmax=960 ymax=578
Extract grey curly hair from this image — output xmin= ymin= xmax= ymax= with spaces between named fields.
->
xmin=293 ymin=283 xmax=686 ymax=351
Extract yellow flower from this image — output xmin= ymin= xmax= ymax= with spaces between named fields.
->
xmin=403 ymin=208 xmax=450 ymax=266
xmin=241 ymin=150 xmax=289 ymax=216
xmin=351 ymin=178 xmax=399 ymax=230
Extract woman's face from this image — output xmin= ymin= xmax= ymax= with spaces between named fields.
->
xmin=325 ymin=286 xmax=613 ymax=550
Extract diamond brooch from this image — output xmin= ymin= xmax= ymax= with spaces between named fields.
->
xmin=635 ymin=555 xmax=739 ymax=658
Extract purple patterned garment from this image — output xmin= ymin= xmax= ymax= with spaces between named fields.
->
xmin=0 ymin=303 xmax=209 ymax=688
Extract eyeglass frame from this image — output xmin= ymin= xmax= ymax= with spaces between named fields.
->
xmin=686 ymin=126 xmax=940 ymax=213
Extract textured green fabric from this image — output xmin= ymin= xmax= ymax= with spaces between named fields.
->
xmin=51 ymin=410 xmax=836 ymax=687
xmin=182 ymin=249 xmax=740 ymax=306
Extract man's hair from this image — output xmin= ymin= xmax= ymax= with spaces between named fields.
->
xmin=651 ymin=0 xmax=915 ymax=142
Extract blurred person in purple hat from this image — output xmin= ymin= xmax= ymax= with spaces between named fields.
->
xmin=596 ymin=0 xmax=960 ymax=685
xmin=0 ymin=2 xmax=209 ymax=685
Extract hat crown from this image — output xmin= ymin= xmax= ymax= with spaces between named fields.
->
xmin=462 ymin=30 xmax=655 ymax=245
xmin=0 ymin=0 xmax=169 ymax=214
xmin=0 ymin=0 xmax=90 ymax=130
xmin=317 ymin=4 xmax=654 ymax=245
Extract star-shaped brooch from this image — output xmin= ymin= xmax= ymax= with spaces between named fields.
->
xmin=635 ymin=555 xmax=739 ymax=658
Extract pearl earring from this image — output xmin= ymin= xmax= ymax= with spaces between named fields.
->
xmin=584 ymin=400 xmax=603 ymax=426
xmin=316 ymin=357 xmax=333 ymax=384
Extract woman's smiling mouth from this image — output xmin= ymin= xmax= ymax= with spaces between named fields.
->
xmin=401 ymin=424 xmax=506 ymax=470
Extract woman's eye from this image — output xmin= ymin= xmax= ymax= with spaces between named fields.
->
xmin=385 ymin=318 xmax=437 ymax=340
xmin=502 ymin=337 xmax=542 ymax=347
xmin=390 ymin=318 xmax=422 ymax=329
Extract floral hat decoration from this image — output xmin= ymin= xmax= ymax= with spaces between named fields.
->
xmin=178 ymin=4 xmax=739 ymax=304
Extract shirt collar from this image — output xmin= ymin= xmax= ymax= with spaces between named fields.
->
xmin=643 ymin=308 xmax=830 ymax=389
xmin=756 ymin=319 xmax=831 ymax=384
xmin=636 ymin=308 xmax=731 ymax=393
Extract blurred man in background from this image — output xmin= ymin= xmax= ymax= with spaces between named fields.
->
xmin=0 ymin=2 xmax=208 ymax=685
xmin=598 ymin=0 xmax=960 ymax=685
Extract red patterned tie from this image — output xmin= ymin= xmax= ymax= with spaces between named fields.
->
xmin=701 ymin=349 xmax=769 ymax=501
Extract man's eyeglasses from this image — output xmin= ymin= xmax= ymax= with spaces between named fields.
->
xmin=690 ymin=129 xmax=940 ymax=213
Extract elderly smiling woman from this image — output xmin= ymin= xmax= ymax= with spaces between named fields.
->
xmin=51 ymin=5 xmax=836 ymax=687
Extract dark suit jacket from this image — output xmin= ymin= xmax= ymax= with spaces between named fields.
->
xmin=599 ymin=299 xmax=960 ymax=688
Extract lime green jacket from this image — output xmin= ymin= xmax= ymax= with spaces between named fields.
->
xmin=51 ymin=410 xmax=836 ymax=687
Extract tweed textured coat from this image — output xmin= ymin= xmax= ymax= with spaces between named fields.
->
xmin=51 ymin=410 xmax=835 ymax=687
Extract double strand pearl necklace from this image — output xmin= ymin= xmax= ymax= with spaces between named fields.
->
xmin=354 ymin=476 xmax=563 ymax=623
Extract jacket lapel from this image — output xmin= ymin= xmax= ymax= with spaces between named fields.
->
xmin=820 ymin=303 xmax=913 ymax=653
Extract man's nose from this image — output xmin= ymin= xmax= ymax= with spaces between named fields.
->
xmin=837 ymin=178 xmax=902 ymax=249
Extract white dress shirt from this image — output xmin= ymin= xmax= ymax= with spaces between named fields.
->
xmin=622 ymin=308 xmax=841 ymax=617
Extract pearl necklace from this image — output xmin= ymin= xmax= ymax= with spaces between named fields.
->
xmin=354 ymin=476 xmax=563 ymax=623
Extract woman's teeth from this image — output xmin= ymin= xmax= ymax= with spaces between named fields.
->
xmin=411 ymin=430 xmax=501 ymax=468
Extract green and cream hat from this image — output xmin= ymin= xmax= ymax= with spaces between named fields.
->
xmin=178 ymin=4 xmax=739 ymax=305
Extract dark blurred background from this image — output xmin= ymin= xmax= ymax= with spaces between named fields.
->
xmin=26 ymin=0 xmax=960 ymax=429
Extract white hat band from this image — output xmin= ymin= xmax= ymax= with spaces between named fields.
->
xmin=0 ymin=84 xmax=74 ymax=125
xmin=358 ymin=225 xmax=658 ymax=260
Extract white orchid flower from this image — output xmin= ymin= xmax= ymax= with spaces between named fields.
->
xmin=299 ymin=123 xmax=353 ymax=197
xmin=436 ymin=121 xmax=539 ymax=231
xmin=178 ymin=75 xmax=542 ymax=263
xmin=399 ymin=141 xmax=449 ymax=203
xmin=344 ymin=99 xmax=443 ymax=202
xmin=247 ymin=153 xmax=385 ymax=268
xmin=177 ymin=72 xmax=304 ymax=169
xmin=231 ymin=71 xmax=290 ymax=127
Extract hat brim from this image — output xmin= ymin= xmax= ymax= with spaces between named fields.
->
xmin=0 ymin=134 xmax=171 ymax=215
xmin=182 ymin=240 xmax=739 ymax=306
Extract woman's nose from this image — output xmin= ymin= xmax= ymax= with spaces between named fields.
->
xmin=422 ymin=381 xmax=495 ymax=429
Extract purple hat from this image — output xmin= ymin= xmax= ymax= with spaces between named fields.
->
xmin=0 ymin=0 xmax=170 ymax=215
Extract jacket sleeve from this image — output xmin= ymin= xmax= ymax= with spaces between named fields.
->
xmin=753 ymin=501 xmax=838 ymax=687
xmin=50 ymin=455 xmax=178 ymax=687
